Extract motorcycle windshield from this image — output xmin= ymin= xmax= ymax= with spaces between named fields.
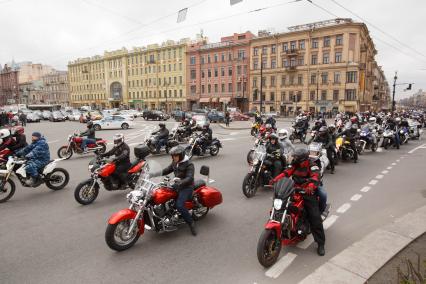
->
xmin=253 ymin=145 xmax=267 ymax=161
xmin=274 ymin=178 xmax=295 ymax=200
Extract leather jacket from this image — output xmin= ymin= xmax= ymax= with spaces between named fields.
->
xmin=102 ymin=142 xmax=130 ymax=165
xmin=161 ymin=157 xmax=194 ymax=191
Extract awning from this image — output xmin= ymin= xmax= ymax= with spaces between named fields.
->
xmin=211 ymin=97 xmax=219 ymax=103
xmin=199 ymin=97 xmax=210 ymax=103
xmin=219 ymin=97 xmax=231 ymax=103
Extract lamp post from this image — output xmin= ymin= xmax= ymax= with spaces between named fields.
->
xmin=260 ymin=52 xmax=264 ymax=113
xmin=392 ymin=72 xmax=397 ymax=113
xmin=164 ymin=81 xmax=170 ymax=114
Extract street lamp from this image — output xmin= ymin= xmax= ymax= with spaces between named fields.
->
xmin=164 ymin=81 xmax=170 ymax=114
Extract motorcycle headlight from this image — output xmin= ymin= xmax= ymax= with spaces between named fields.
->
xmin=273 ymin=199 xmax=283 ymax=210
xmin=127 ymin=190 xmax=144 ymax=203
xmin=252 ymin=158 xmax=259 ymax=165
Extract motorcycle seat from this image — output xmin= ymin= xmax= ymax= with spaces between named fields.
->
xmin=193 ymin=179 xmax=206 ymax=190
xmin=95 ymin=138 xmax=102 ymax=141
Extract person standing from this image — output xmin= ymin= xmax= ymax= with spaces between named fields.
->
xmin=225 ymin=110 xmax=230 ymax=127
xmin=19 ymin=112 xmax=27 ymax=127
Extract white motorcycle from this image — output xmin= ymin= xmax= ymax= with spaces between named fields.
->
xmin=0 ymin=156 xmax=69 ymax=203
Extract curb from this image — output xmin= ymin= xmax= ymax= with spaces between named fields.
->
xmin=299 ymin=205 xmax=426 ymax=284
xmin=217 ymin=123 xmax=251 ymax=130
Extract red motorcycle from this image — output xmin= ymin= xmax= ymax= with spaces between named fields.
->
xmin=105 ymin=165 xmax=223 ymax=251
xmin=0 ymin=148 xmax=12 ymax=165
xmin=257 ymin=178 xmax=328 ymax=267
xmin=74 ymin=145 xmax=150 ymax=205
xmin=57 ymin=131 xmax=107 ymax=159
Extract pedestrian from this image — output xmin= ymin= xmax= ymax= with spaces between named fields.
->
xmin=225 ymin=110 xmax=230 ymax=127
xmin=19 ymin=112 xmax=27 ymax=127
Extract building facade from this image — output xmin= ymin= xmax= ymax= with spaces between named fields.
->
xmin=249 ymin=18 xmax=386 ymax=115
xmin=68 ymin=38 xmax=195 ymax=110
xmin=0 ymin=64 xmax=20 ymax=106
xmin=186 ymin=32 xmax=253 ymax=112
xmin=41 ymin=71 xmax=69 ymax=106
xmin=15 ymin=61 xmax=55 ymax=84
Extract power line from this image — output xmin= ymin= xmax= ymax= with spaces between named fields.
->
xmin=307 ymin=0 xmax=340 ymax=18
xmin=329 ymin=0 xmax=426 ymax=60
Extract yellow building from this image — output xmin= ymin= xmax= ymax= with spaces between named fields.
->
xmin=68 ymin=39 xmax=190 ymax=110
xmin=249 ymin=18 xmax=386 ymax=114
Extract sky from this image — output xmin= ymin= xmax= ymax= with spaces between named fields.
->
xmin=0 ymin=0 xmax=425 ymax=99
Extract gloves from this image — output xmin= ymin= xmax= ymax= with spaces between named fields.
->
xmin=171 ymin=183 xmax=179 ymax=191
xmin=304 ymin=183 xmax=316 ymax=195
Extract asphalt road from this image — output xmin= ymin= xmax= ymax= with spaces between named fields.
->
xmin=1 ymin=118 xmax=425 ymax=284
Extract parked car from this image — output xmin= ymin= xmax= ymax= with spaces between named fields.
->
xmin=263 ymin=112 xmax=279 ymax=118
xmin=120 ymin=109 xmax=141 ymax=118
xmin=42 ymin=110 xmax=52 ymax=120
xmin=244 ymin=111 xmax=257 ymax=117
xmin=142 ymin=110 xmax=169 ymax=121
xmin=50 ymin=111 xmax=66 ymax=122
xmin=207 ymin=111 xmax=225 ymax=123
xmin=27 ymin=113 xmax=41 ymax=123
xmin=33 ymin=110 xmax=42 ymax=117
xmin=192 ymin=109 xmax=209 ymax=115
xmin=60 ymin=110 xmax=69 ymax=120
xmin=93 ymin=115 xmax=134 ymax=130
xmin=230 ymin=111 xmax=250 ymax=121
xmin=68 ymin=110 xmax=81 ymax=121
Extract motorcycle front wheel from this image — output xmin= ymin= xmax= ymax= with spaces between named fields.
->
xmin=74 ymin=179 xmax=99 ymax=205
xmin=210 ymin=144 xmax=219 ymax=156
xmin=247 ymin=149 xmax=255 ymax=164
xmin=242 ymin=173 xmax=258 ymax=198
xmin=257 ymin=229 xmax=282 ymax=268
xmin=105 ymin=219 xmax=140 ymax=251
xmin=250 ymin=128 xmax=257 ymax=136
xmin=57 ymin=146 xmax=73 ymax=159
xmin=45 ymin=168 xmax=70 ymax=190
xmin=95 ymin=144 xmax=107 ymax=155
xmin=0 ymin=179 xmax=15 ymax=203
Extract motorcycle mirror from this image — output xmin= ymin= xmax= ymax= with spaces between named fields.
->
xmin=200 ymin=165 xmax=209 ymax=176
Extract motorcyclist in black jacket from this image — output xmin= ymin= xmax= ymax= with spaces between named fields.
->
xmin=199 ymin=122 xmax=213 ymax=156
xmin=154 ymin=146 xmax=197 ymax=236
xmin=81 ymin=121 xmax=96 ymax=153
xmin=100 ymin=133 xmax=131 ymax=186
xmin=152 ymin=123 xmax=169 ymax=153
xmin=265 ymin=133 xmax=283 ymax=178
xmin=265 ymin=115 xmax=277 ymax=130
xmin=313 ymin=126 xmax=335 ymax=174
xmin=9 ymin=126 xmax=28 ymax=153
xmin=338 ymin=123 xmax=359 ymax=163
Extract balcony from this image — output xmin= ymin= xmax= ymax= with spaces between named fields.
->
xmin=282 ymin=49 xmax=298 ymax=56
xmin=285 ymin=65 xmax=297 ymax=72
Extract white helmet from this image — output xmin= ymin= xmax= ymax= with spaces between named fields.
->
xmin=395 ymin=117 xmax=401 ymax=123
xmin=113 ymin=133 xmax=124 ymax=146
xmin=368 ymin=117 xmax=376 ymax=124
xmin=277 ymin=129 xmax=288 ymax=140
xmin=0 ymin=129 xmax=11 ymax=139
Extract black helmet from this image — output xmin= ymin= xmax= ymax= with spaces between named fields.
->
xmin=269 ymin=133 xmax=278 ymax=141
xmin=170 ymin=145 xmax=185 ymax=162
xmin=159 ymin=123 xmax=166 ymax=128
xmin=87 ymin=121 xmax=93 ymax=128
xmin=292 ymin=147 xmax=309 ymax=165
xmin=319 ymin=126 xmax=327 ymax=136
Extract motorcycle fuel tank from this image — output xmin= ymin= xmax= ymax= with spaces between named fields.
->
xmin=152 ymin=187 xmax=178 ymax=205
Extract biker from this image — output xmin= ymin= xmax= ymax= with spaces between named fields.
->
xmin=271 ymin=147 xmax=326 ymax=256
xmin=265 ymin=115 xmax=277 ymax=130
xmin=338 ymin=123 xmax=359 ymax=162
xmin=254 ymin=111 xmax=263 ymax=125
xmin=266 ymin=133 xmax=284 ymax=178
xmin=81 ymin=121 xmax=96 ymax=153
xmin=151 ymin=123 xmax=169 ymax=153
xmin=386 ymin=117 xmax=400 ymax=149
xmin=277 ymin=129 xmax=295 ymax=156
xmin=313 ymin=126 xmax=335 ymax=174
xmin=0 ymin=129 xmax=14 ymax=152
xmin=152 ymin=146 xmax=197 ymax=236
xmin=368 ymin=117 xmax=379 ymax=130
xmin=9 ymin=126 xmax=28 ymax=153
xmin=15 ymin=132 xmax=50 ymax=186
xmin=99 ymin=133 xmax=131 ymax=187
xmin=199 ymin=122 xmax=212 ymax=156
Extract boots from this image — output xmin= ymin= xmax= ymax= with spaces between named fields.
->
xmin=188 ymin=222 xmax=197 ymax=236
xmin=317 ymin=243 xmax=325 ymax=256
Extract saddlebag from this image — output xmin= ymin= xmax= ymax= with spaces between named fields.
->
xmin=197 ymin=186 xmax=223 ymax=208
xmin=134 ymin=145 xmax=150 ymax=159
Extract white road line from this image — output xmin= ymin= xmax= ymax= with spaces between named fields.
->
xmin=265 ymin=253 xmax=297 ymax=279
xmin=396 ymin=159 xmax=400 ymax=162
xmin=323 ymin=215 xmax=339 ymax=230
xmin=350 ymin=194 xmax=362 ymax=201
xmin=221 ymin=138 xmax=236 ymax=141
xmin=369 ymin=179 xmax=378 ymax=185
xmin=376 ymin=147 xmax=383 ymax=153
xmin=391 ymin=163 xmax=397 ymax=166
xmin=387 ymin=166 xmax=392 ymax=170
xmin=48 ymin=139 xmax=59 ymax=144
xmin=408 ymin=143 xmax=426 ymax=154
xmin=296 ymin=235 xmax=314 ymax=249
xmin=336 ymin=203 xmax=351 ymax=214
xmin=381 ymin=170 xmax=389 ymax=174
xmin=360 ymin=186 xmax=371 ymax=192
xmin=375 ymin=174 xmax=384 ymax=179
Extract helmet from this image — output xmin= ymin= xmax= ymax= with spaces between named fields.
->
xmin=113 ymin=133 xmax=124 ymax=146
xmin=0 ymin=129 xmax=11 ymax=139
xmin=395 ymin=117 xmax=401 ymax=123
xmin=351 ymin=124 xmax=358 ymax=130
xmin=319 ymin=126 xmax=328 ymax=136
xmin=13 ymin=126 xmax=24 ymax=135
xmin=265 ymin=124 xmax=272 ymax=130
xmin=87 ymin=121 xmax=93 ymax=128
xmin=350 ymin=116 xmax=358 ymax=123
xmin=203 ymin=122 xmax=210 ymax=129
xmin=277 ymin=129 xmax=288 ymax=140
xmin=169 ymin=145 xmax=185 ymax=162
xmin=328 ymin=124 xmax=336 ymax=131
xmin=368 ymin=117 xmax=376 ymax=124
xmin=269 ymin=133 xmax=279 ymax=141
xmin=315 ymin=119 xmax=321 ymax=126
xmin=159 ymin=123 xmax=166 ymax=128
xmin=292 ymin=147 xmax=309 ymax=164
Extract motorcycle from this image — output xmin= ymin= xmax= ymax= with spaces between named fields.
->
xmin=359 ymin=126 xmax=378 ymax=152
xmin=145 ymin=134 xmax=179 ymax=154
xmin=185 ymin=133 xmax=222 ymax=159
xmin=289 ymin=125 xmax=307 ymax=144
xmin=257 ymin=178 xmax=329 ymax=267
xmin=336 ymin=136 xmax=356 ymax=161
xmin=0 ymin=156 xmax=69 ymax=203
xmin=104 ymin=165 xmax=222 ymax=251
xmin=399 ymin=127 xmax=409 ymax=144
xmin=0 ymin=148 xmax=13 ymax=166
xmin=74 ymin=145 xmax=150 ymax=205
xmin=170 ymin=126 xmax=191 ymax=143
xmin=247 ymin=137 xmax=267 ymax=164
xmin=57 ymin=131 xmax=107 ymax=159
xmin=308 ymin=142 xmax=329 ymax=176
xmin=381 ymin=127 xmax=398 ymax=149
xmin=251 ymin=122 xmax=261 ymax=136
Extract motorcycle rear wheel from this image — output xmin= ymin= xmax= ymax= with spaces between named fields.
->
xmin=74 ymin=179 xmax=99 ymax=205
xmin=95 ymin=144 xmax=107 ymax=155
xmin=257 ymin=229 xmax=282 ymax=268
xmin=0 ymin=179 xmax=15 ymax=203
xmin=242 ymin=173 xmax=258 ymax=198
xmin=192 ymin=206 xmax=209 ymax=221
xmin=105 ymin=219 xmax=140 ymax=251
xmin=45 ymin=168 xmax=70 ymax=190
xmin=57 ymin=146 xmax=73 ymax=160
xmin=210 ymin=145 xmax=219 ymax=156
xmin=371 ymin=143 xmax=378 ymax=152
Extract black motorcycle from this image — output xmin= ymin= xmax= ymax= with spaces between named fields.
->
xmin=185 ymin=133 xmax=222 ymax=159
xmin=145 ymin=134 xmax=179 ymax=154
xmin=289 ymin=126 xmax=307 ymax=143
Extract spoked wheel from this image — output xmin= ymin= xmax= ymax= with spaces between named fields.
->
xmin=185 ymin=147 xmax=193 ymax=159
xmin=210 ymin=145 xmax=219 ymax=156
xmin=192 ymin=206 xmax=209 ymax=221
xmin=57 ymin=146 xmax=73 ymax=159
xmin=105 ymin=219 xmax=140 ymax=251
xmin=95 ymin=144 xmax=107 ymax=155
xmin=247 ymin=149 xmax=255 ymax=164
xmin=251 ymin=128 xmax=257 ymax=136
xmin=74 ymin=179 xmax=99 ymax=205
xmin=257 ymin=229 xmax=282 ymax=268
xmin=242 ymin=173 xmax=258 ymax=198
xmin=371 ymin=142 xmax=378 ymax=152
xmin=45 ymin=168 xmax=70 ymax=190
xmin=0 ymin=179 xmax=16 ymax=203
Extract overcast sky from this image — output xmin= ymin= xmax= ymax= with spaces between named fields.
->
xmin=1 ymin=0 xmax=425 ymax=99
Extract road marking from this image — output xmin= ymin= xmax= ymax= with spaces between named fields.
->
xmin=360 ymin=186 xmax=371 ymax=192
xmin=296 ymin=235 xmax=314 ymax=249
xmin=369 ymin=179 xmax=378 ymax=185
xmin=381 ymin=170 xmax=389 ymax=174
xmin=265 ymin=252 xmax=297 ymax=279
xmin=376 ymin=147 xmax=383 ymax=152
xmin=350 ymin=194 xmax=362 ymax=201
xmin=387 ymin=166 xmax=392 ymax=170
xmin=323 ymin=215 xmax=339 ymax=230
xmin=391 ymin=163 xmax=397 ymax=166
xmin=221 ymin=138 xmax=236 ymax=141
xmin=336 ymin=203 xmax=351 ymax=214
xmin=48 ymin=139 xmax=59 ymax=144
xmin=408 ymin=143 xmax=426 ymax=154
xmin=375 ymin=174 xmax=384 ymax=179
xmin=396 ymin=159 xmax=400 ymax=162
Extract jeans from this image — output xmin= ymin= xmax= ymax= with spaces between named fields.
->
xmin=82 ymin=138 xmax=96 ymax=150
xmin=156 ymin=138 xmax=167 ymax=152
xmin=316 ymin=185 xmax=327 ymax=213
xmin=176 ymin=187 xmax=193 ymax=224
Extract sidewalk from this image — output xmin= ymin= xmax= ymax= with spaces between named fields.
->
xmin=299 ymin=205 xmax=426 ymax=284
xmin=218 ymin=121 xmax=252 ymax=130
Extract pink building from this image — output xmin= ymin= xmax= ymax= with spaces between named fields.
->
xmin=186 ymin=32 xmax=254 ymax=112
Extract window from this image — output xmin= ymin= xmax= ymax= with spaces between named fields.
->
xmin=253 ymin=90 xmax=258 ymax=101
xmin=237 ymin=82 xmax=242 ymax=92
xmin=228 ymin=83 xmax=233 ymax=92
xmin=334 ymin=72 xmax=341 ymax=83
xmin=201 ymin=85 xmax=205 ymax=93
xmin=310 ymin=91 xmax=315 ymax=101
xmin=271 ymin=58 xmax=276 ymax=69
xmin=253 ymin=48 xmax=258 ymax=56
xmin=289 ymin=75 xmax=294 ymax=85
xmin=311 ymin=54 xmax=318 ymax=65
xmin=190 ymin=85 xmax=196 ymax=94
xmin=221 ymin=67 xmax=225 ymax=76
xmin=214 ymin=84 xmax=218 ymax=93
xmin=282 ymin=58 xmax=288 ymax=68
xmin=335 ymin=51 xmax=342 ymax=63
xmin=312 ymin=38 xmax=319 ymax=48
xmin=321 ymin=72 xmax=328 ymax=84
xmin=297 ymin=75 xmax=303 ymax=85
xmin=261 ymin=76 xmax=266 ymax=87
xmin=270 ymin=76 xmax=275 ymax=87
xmin=253 ymin=58 xmax=258 ymax=70
xmin=290 ymin=58 xmax=296 ymax=67
xmin=190 ymin=56 xmax=196 ymax=65
xmin=200 ymin=56 xmax=205 ymax=64
xmin=299 ymin=40 xmax=305 ymax=50
xmin=214 ymin=68 xmax=218 ymax=77
xmin=290 ymin=41 xmax=296 ymax=51
xmin=282 ymin=42 xmax=288 ymax=51
xmin=281 ymin=75 xmax=286 ymax=86
xmin=271 ymin=44 xmax=276 ymax=54
xmin=270 ymin=92 xmax=275 ymax=101
xmin=345 ymin=89 xmax=357 ymax=100
xmin=190 ymin=69 xmax=196 ymax=80
xmin=208 ymin=69 xmax=211 ymax=78
xmin=208 ymin=84 xmax=211 ymax=93
xmin=261 ymin=57 xmax=267 ymax=69
xmin=238 ymin=49 xmax=245 ymax=59
xmin=228 ymin=66 xmax=232 ymax=76
xmin=323 ymin=36 xmax=330 ymax=47
xmin=253 ymin=77 xmax=257 ymax=87
xmin=221 ymin=83 xmax=225 ymax=92
xmin=336 ymin=34 xmax=343 ymax=46
xmin=310 ymin=74 xmax=317 ymax=84
xmin=333 ymin=90 xmax=339 ymax=101
xmin=201 ymin=70 xmax=205 ymax=78
xmin=237 ymin=65 xmax=241 ymax=75
xmin=281 ymin=91 xmax=286 ymax=101
xmin=321 ymin=90 xmax=327 ymax=101
xmin=346 ymin=71 xmax=358 ymax=83
xmin=207 ymin=55 xmax=211 ymax=63
xmin=297 ymin=56 xmax=304 ymax=66
xmin=228 ymin=52 xmax=232 ymax=61
xmin=214 ymin=53 xmax=218 ymax=62
xmin=323 ymin=53 xmax=329 ymax=64
xmin=262 ymin=46 xmax=268 ymax=54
